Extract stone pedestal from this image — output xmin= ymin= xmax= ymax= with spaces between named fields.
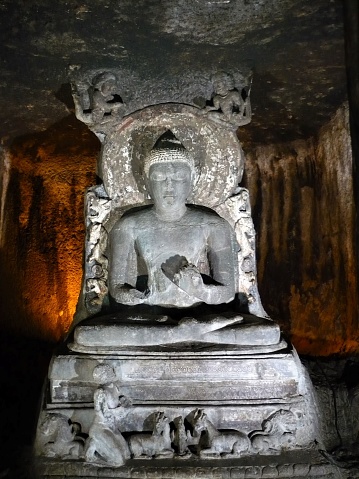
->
xmin=36 ymin=452 xmax=338 ymax=479
xmin=34 ymin=70 xmax=333 ymax=477
xmin=34 ymin=315 xmax=327 ymax=478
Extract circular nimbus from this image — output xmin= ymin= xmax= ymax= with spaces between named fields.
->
xmin=100 ymin=104 xmax=245 ymax=209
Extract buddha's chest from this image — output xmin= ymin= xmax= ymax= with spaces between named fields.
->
xmin=134 ymin=223 xmax=208 ymax=267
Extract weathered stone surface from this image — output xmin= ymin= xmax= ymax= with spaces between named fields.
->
xmin=71 ymin=68 xmax=252 ymax=136
xmin=0 ymin=0 xmax=347 ymax=146
xmin=74 ymin=107 xmax=267 ymax=321
xmin=0 ymin=120 xmax=99 ymax=340
xmin=70 ymin=315 xmax=280 ymax=351
xmin=35 ymin=449 xmax=338 ymax=478
xmin=49 ymin=349 xmax=299 ymax=405
xmin=98 ymin=105 xmax=244 ymax=206
xmin=33 ymin=61 xmax=323 ymax=474
xmin=244 ymin=104 xmax=358 ymax=355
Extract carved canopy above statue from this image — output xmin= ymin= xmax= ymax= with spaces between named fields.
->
xmin=99 ymin=104 xmax=245 ymax=210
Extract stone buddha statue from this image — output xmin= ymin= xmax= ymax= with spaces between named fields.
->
xmin=71 ymin=132 xmax=280 ymax=351
xmin=109 ymin=132 xmax=237 ymax=309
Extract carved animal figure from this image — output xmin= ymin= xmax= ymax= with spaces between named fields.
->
xmin=191 ymin=409 xmax=250 ymax=458
xmin=39 ymin=413 xmax=84 ymax=459
xmin=250 ymin=409 xmax=298 ymax=453
xmin=129 ymin=412 xmax=174 ymax=458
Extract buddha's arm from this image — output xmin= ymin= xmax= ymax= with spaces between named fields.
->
xmin=108 ymin=218 xmax=146 ymax=305
xmin=174 ymin=220 xmax=236 ymax=305
xmin=201 ymin=221 xmax=236 ymax=304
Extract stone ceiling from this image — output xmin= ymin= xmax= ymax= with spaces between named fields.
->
xmin=0 ymin=0 xmax=347 ymax=147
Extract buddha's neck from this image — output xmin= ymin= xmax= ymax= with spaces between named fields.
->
xmin=154 ymin=204 xmax=187 ymax=222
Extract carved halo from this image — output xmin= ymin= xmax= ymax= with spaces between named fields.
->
xmin=100 ymin=104 xmax=245 ymax=209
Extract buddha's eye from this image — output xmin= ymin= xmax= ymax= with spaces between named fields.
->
xmin=150 ymin=172 xmax=166 ymax=181
xmin=173 ymin=172 xmax=188 ymax=181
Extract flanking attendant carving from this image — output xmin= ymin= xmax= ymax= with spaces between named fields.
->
xmin=72 ymin=70 xmax=124 ymax=127
xmin=85 ymin=365 xmax=131 ymax=466
xmin=201 ymin=71 xmax=252 ymax=128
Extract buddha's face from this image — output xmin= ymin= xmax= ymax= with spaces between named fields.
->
xmin=149 ymin=162 xmax=192 ymax=212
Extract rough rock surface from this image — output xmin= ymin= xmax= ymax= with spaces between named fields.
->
xmin=0 ymin=0 xmax=347 ymax=146
xmin=244 ymin=104 xmax=358 ymax=355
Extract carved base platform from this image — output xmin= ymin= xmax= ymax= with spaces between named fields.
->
xmin=35 ymin=327 xmax=322 ymax=476
xmin=35 ymin=451 xmax=339 ymax=479
xmin=68 ymin=314 xmax=281 ymax=353
xmin=49 ymin=344 xmax=302 ymax=406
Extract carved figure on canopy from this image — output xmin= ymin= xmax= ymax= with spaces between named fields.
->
xmin=202 ymin=71 xmax=252 ymax=127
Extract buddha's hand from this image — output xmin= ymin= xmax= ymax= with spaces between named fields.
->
xmin=112 ymin=285 xmax=147 ymax=305
xmin=173 ymin=264 xmax=205 ymax=300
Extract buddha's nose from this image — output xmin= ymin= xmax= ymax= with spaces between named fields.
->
xmin=165 ymin=176 xmax=173 ymax=189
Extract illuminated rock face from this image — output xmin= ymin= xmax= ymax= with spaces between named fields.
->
xmin=244 ymin=104 xmax=358 ymax=355
xmin=0 ymin=120 xmax=98 ymax=340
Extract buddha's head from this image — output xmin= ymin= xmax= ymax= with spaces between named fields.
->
xmin=144 ymin=132 xmax=195 ymax=213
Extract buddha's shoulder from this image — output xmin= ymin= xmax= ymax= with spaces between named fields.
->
xmin=112 ymin=206 xmax=155 ymax=230
xmin=185 ymin=205 xmax=230 ymax=227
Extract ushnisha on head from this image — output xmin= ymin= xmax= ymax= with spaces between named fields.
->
xmin=143 ymin=131 xmax=195 ymax=179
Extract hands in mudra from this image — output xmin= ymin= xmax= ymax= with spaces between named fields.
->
xmin=162 ymin=256 xmax=206 ymax=301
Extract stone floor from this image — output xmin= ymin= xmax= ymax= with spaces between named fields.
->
xmin=1 ymin=332 xmax=359 ymax=479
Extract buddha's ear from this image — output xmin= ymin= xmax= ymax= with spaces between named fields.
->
xmin=144 ymin=176 xmax=153 ymax=200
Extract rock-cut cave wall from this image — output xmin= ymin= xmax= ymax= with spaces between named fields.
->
xmin=0 ymin=118 xmax=98 ymax=341
xmin=0 ymin=105 xmax=357 ymax=355
xmin=244 ymin=103 xmax=358 ymax=356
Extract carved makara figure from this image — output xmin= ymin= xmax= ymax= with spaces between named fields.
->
xmin=90 ymin=72 xmax=123 ymax=123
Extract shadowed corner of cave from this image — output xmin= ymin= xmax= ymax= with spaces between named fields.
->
xmin=8 ymin=81 xmax=100 ymax=157
xmin=54 ymin=83 xmax=76 ymax=112
xmin=0 ymin=107 xmax=100 ymax=477
xmin=0 ymin=333 xmax=54 ymax=476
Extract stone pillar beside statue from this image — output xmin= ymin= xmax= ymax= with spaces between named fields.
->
xmin=34 ymin=70 xmax=333 ymax=478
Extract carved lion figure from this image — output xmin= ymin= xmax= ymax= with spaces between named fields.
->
xmin=250 ymin=409 xmax=298 ymax=453
xmin=39 ymin=413 xmax=85 ymax=459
